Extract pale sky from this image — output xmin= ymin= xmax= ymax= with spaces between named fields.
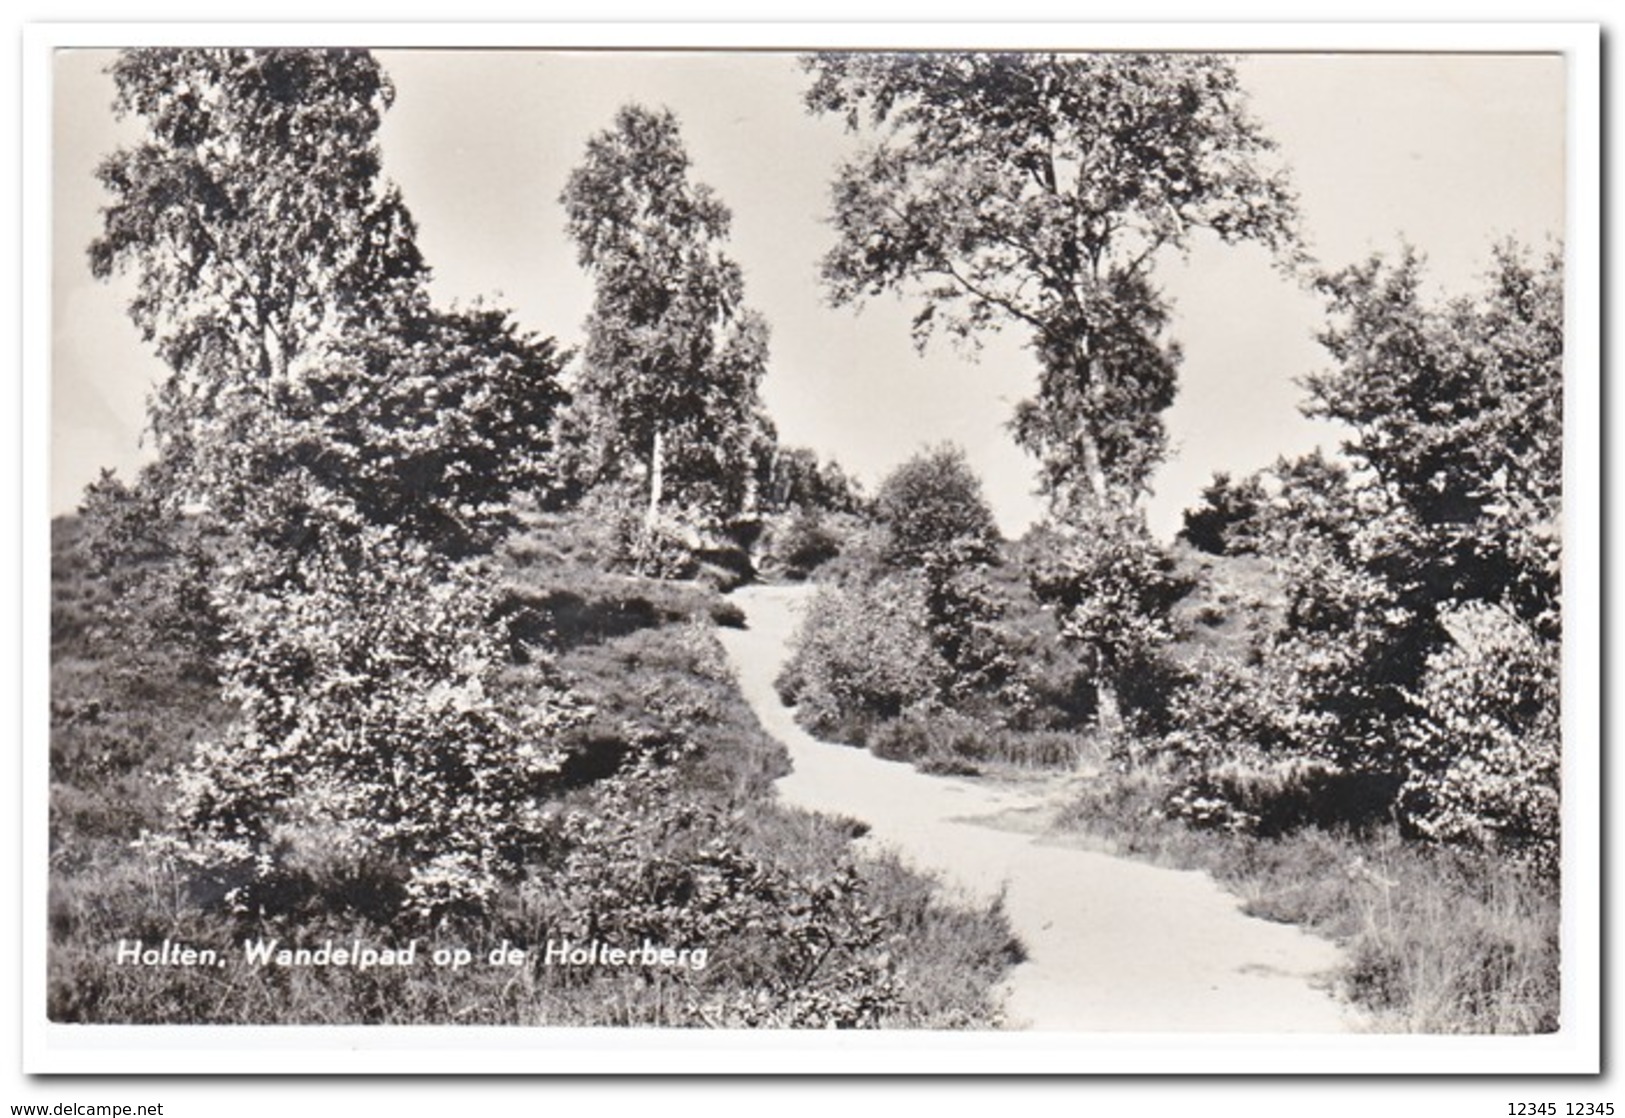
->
xmin=51 ymin=48 xmax=1566 ymax=539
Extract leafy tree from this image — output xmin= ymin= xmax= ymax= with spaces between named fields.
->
xmin=89 ymin=49 xmax=583 ymax=918
xmin=1264 ymin=246 xmax=1562 ymax=771
xmin=1161 ymin=244 xmax=1565 ymax=862
xmin=873 ymin=444 xmax=999 ymax=568
xmin=89 ymin=48 xmax=572 ymax=558
xmin=89 ymin=48 xmax=429 ymax=505
xmin=1306 ymin=243 xmax=1563 ymax=640
xmin=1178 ymin=470 xmax=1268 ymax=555
xmin=286 ymin=306 xmax=572 ymax=557
xmin=560 ymin=104 xmax=776 ymax=543
xmin=135 ymin=312 xmax=582 ymax=919
xmin=1304 ymin=243 xmax=1563 ymax=859
xmin=803 ymin=51 xmax=1299 ymax=517
xmin=871 ymin=447 xmax=1028 ymax=718
xmin=766 ymin=446 xmax=864 ymax=514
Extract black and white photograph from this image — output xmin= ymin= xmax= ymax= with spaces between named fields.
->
xmin=22 ymin=19 xmax=1601 ymax=1084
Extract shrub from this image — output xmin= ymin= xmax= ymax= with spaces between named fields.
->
xmin=145 ymin=520 xmax=587 ymax=921
xmin=545 ymin=752 xmax=901 ymax=1027
xmin=709 ymin=599 xmax=747 ymax=629
xmin=1397 ymin=605 xmax=1560 ymax=875
xmin=1178 ymin=470 xmax=1267 ymax=556
xmin=868 ymin=705 xmax=989 ymax=768
xmin=919 ymin=564 xmax=1032 ymax=719
xmin=775 ymin=577 xmax=943 ymax=742
xmin=1027 ymin=512 xmax=1192 ymax=731
xmin=74 ymin=469 xmax=223 ymax=674
xmin=763 ymin=505 xmax=843 ymax=579
xmin=874 ymin=444 xmax=999 ymax=568
xmin=1156 ymin=627 xmax=1421 ymax=837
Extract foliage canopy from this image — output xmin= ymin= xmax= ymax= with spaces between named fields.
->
xmin=90 ymin=49 xmax=429 ymax=501
xmin=560 ymin=104 xmax=776 ymax=539
xmin=803 ymin=51 xmax=1299 ymax=515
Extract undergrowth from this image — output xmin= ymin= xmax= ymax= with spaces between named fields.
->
xmin=1052 ymin=759 xmax=1559 ymax=1033
xmin=48 ymin=509 xmax=1019 ymax=1027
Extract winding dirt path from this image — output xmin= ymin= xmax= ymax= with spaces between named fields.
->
xmin=718 ymin=583 xmax=1362 ymax=1032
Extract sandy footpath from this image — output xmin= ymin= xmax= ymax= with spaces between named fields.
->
xmin=717 ymin=583 xmax=1362 ymax=1032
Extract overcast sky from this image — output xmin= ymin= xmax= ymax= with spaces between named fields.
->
xmin=52 ymin=47 xmax=1566 ymax=538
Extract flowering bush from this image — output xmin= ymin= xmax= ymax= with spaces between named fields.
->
xmin=546 ymin=752 xmax=899 ymax=1027
xmin=1397 ymin=606 xmax=1560 ymax=874
xmin=146 ymin=500 xmax=587 ymax=920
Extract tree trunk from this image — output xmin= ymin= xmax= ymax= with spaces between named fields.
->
xmin=1094 ymin=680 xmax=1123 ymax=737
xmin=645 ymin=427 xmax=665 ymax=535
xmin=1076 ymin=426 xmax=1109 ymax=514
xmin=1080 ymin=340 xmax=1110 ymax=507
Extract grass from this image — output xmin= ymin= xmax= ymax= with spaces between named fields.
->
xmin=47 ymin=507 xmax=1019 ymax=1027
xmin=54 ymin=503 xmax=1555 ymax=1033
xmin=867 ymin=708 xmax=1090 ymax=775
xmin=781 ymin=531 xmax=1560 ymax=1033
xmin=1051 ymin=757 xmax=1559 ymax=1033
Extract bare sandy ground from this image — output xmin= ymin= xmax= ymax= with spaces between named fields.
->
xmin=717 ymin=582 xmax=1362 ymax=1032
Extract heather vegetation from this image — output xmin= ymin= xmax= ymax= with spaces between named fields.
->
xmin=774 ymin=246 xmax=1564 ymax=1032
xmin=52 ymin=46 xmax=1565 ymax=1035
xmin=50 ymin=48 xmax=1017 ymax=1027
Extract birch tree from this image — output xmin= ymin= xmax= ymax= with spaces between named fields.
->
xmin=561 ymin=104 xmax=775 ymax=545
xmin=89 ymin=48 xmax=430 ymax=506
xmin=803 ymin=51 xmax=1300 ymax=519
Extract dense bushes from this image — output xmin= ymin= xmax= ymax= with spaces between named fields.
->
xmin=1027 ymin=513 xmax=1193 ymax=733
xmin=144 ymin=520 xmax=585 ymax=921
xmin=776 ymin=446 xmax=1099 ymax=763
xmin=546 ymin=751 xmax=901 ymax=1027
xmin=777 ymin=446 xmax=1002 ymax=747
xmin=50 ymin=509 xmax=1018 ymax=1026
xmin=1397 ymin=605 xmax=1560 ymax=875
xmin=873 ymin=444 xmax=998 ymax=568
xmin=1178 ymin=471 xmax=1267 ymax=556
xmin=757 ymin=506 xmax=850 ymax=580
xmin=1143 ymin=245 xmax=1564 ymax=872
xmin=776 ymin=577 xmax=944 ymax=742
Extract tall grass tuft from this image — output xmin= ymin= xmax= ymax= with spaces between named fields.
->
xmin=1054 ymin=768 xmax=1558 ymax=1033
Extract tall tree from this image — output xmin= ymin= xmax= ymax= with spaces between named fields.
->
xmin=89 ymin=48 xmax=572 ymax=557
xmin=560 ymin=104 xmax=776 ymax=541
xmin=803 ymin=51 xmax=1299 ymax=518
xmin=1306 ymin=242 xmax=1563 ymax=639
xmin=89 ymin=48 xmax=430 ymax=505
xmin=87 ymin=50 xmax=585 ymax=917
